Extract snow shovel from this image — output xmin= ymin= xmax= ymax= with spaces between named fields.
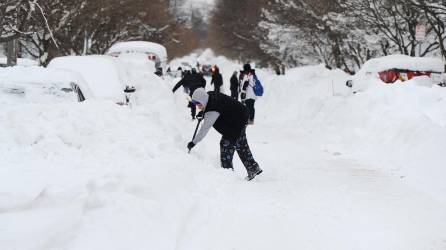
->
xmin=188 ymin=116 xmax=203 ymax=154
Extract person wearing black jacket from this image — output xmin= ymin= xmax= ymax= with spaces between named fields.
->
xmin=229 ymin=71 xmax=239 ymax=100
xmin=172 ymin=69 xmax=206 ymax=119
xmin=187 ymin=88 xmax=262 ymax=181
xmin=210 ymin=66 xmax=223 ymax=93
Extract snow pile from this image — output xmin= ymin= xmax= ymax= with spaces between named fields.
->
xmin=260 ymin=64 xmax=446 ymax=201
xmin=357 ymin=54 xmax=444 ymax=75
xmin=0 ymin=70 xmax=204 ymax=249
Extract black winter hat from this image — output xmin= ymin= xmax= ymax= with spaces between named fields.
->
xmin=243 ymin=63 xmax=252 ymax=72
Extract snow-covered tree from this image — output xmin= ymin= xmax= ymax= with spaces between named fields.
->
xmin=341 ymin=0 xmax=439 ymax=56
xmin=259 ymin=0 xmax=348 ymax=69
xmin=0 ymin=0 xmax=34 ymax=43
xmin=408 ymin=0 xmax=446 ymax=69
xmin=260 ymin=0 xmax=445 ymax=71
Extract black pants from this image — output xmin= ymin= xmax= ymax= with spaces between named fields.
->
xmin=220 ymin=128 xmax=259 ymax=172
xmin=245 ymin=99 xmax=255 ymax=121
xmin=230 ymin=90 xmax=238 ymax=100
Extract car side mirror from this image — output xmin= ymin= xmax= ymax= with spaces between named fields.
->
xmin=346 ymin=80 xmax=353 ymax=88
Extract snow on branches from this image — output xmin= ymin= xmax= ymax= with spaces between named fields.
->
xmin=259 ymin=0 xmax=446 ymax=71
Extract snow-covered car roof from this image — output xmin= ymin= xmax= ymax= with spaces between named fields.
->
xmin=48 ymin=55 xmax=126 ymax=103
xmin=0 ymin=66 xmax=77 ymax=104
xmin=106 ymin=41 xmax=167 ymax=63
xmin=116 ymin=53 xmax=156 ymax=74
xmin=357 ymin=55 xmax=444 ymax=76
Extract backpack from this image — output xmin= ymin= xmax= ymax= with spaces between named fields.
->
xmin=253 ymin=75 xmax=264 ymax=96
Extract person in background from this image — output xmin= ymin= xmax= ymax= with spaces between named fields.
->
xmin=177 ymin=66 xmax=183 ymax=77
xmin=238 ymin=70 xmax=245 ymax=92
xmin=172 ymin=67 xmax=206 ymax=120
xmin=240 ymin=63 xmax=257 ymax=125
xmin=187 ymin=88 xmax=262 ymax=181
xmin=230 ymin=71 xmax=239 ymax=100
xmin=210 ymin=65 xmax=223 ymax=93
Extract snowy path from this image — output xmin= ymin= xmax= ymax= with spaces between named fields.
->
xmin=179 ymin=121 xmax=446 ymax=250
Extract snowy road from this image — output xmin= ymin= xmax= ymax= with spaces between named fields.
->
xmin=178 ymin=120 xmax=446 ymax=250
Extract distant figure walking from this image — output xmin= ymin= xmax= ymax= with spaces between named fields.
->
xmin=240 ymin=63 xmax=258 ymax=125
xmin=230 ymin=71 xmax=239 ymax=100
xmin=211 ymin=65 xmax=223 ymax=93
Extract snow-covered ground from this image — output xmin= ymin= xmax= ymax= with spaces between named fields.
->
xmin=1 ymin=50 xmax=446 ymax=250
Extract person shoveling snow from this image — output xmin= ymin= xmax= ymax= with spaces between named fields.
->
xmin=187 ymin=88 xmax=263 ymax=181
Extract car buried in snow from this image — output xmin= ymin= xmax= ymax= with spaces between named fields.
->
xmin=199 ymin=64 xmax=213 ymax=76
xmin=0 ymin=64 xmax=83 ymax=104
xmin=346 ymin=55 xmax=446 ymax=92
xmin=48 ymin=55 xmax=166 ymax=105
xmin=48 ymin=55 xmax=154 ymax=105
xmin=0 ymin=74 xmax=78 ymax=105
xmin=106 ymin=41 xmax=168 ymax=76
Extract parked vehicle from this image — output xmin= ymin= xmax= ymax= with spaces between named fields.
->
xmin=106 ymin=41 xmax=167 ymax=76
xmin=346 ymin=55 xmax=445 ymax=92
xmin=48 ymin=55 xmax=129 ymax=104
xmin=200 ymin=64 xmax=213 ymax=76
xmin=0 ymin=81 xmax=77 ymax=103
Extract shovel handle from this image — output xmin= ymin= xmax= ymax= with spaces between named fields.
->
xmin=188 ymin=118 xmax=202 ymax=154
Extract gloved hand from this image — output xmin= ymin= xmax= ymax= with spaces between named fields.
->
xmin=187 ymin=141 xmax=195 ymax=151
xmin=196 ymin=111 xmax=204 ymax=120
xmin=240 ymin=92 xmax=246 ymax=100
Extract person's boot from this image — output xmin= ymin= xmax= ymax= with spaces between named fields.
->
xmin=245 ymin=165 xmax=262 ymax=181
xmin=221 ymin=162 xmax=234 ymax=171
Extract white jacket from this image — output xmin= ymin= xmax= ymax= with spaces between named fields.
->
xmin=240 ymin=73 xmax=256 ymax=100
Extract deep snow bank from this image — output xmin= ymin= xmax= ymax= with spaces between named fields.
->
xmin=260 ymin=65 xmax=446 ymax=201
xmin=0 ymin=68 xmax=215 ymax=249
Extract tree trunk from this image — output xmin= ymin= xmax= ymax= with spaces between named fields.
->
xmin=7 ymin=39 xmax=19 ymax=66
